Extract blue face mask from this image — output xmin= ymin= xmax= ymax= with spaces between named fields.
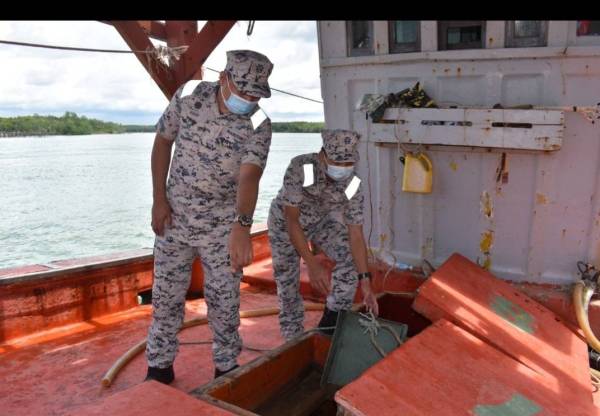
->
xmin=326 ymin=163 xmax=354 ymax=181
xmin=221 ymin=77 xmax=258 ymax=115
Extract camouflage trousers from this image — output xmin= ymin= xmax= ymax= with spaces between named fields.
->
xmin=268 ymin=207 xmax=358 ymax=340
xmin=146 ymin=226 xmax=242 ymax=372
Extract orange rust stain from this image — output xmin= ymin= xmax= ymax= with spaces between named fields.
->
xmin=562 ymin=229 xmax=567 ymax=238
xmin=536 ymin=193 xmax=548 ymax=205
xmin=480 ymin=230 xmax=494 ymax=254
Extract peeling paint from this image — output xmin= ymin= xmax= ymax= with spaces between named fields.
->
xmin=490 ymin=296 xmax=536 ymax=334
xmin=536 ymin=193 xmax=548 ymax=205
xmin=481 ymin=191 xmax=493 ymax=219
xmin=480 ymin=230 xmax=494 ymax=253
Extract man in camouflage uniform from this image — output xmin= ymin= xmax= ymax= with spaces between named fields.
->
xmin=267 ymin=129 xmax=379 ymax=340
xmin=146 ymin=50 xmax=274 ymax=384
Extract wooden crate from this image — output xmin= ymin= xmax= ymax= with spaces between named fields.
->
xmin=370 ymin=107 xmax=565 ymax=151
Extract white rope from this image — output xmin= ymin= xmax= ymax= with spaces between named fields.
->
xmin=359 ymin=311 xmax=382 ymax=337
xmin=358 ymin=311 xmax=404 ymax=358
xmin=151 ymin=45 xmax=188 ymax=67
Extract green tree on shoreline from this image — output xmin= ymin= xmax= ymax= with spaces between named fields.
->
xmin=0 ymin=113 xmax=325 ymax=136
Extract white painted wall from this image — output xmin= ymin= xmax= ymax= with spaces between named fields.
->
xmin=318 ymin=21 xmax=600 ymax=284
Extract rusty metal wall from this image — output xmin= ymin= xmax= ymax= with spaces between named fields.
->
xmin=317 ymin=21 xmax=600 ymax=283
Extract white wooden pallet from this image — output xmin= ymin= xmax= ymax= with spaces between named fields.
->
xmin=370 ymin=108 xmax=565 ymax=151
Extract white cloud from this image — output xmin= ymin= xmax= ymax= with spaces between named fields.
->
xmin=0 ymin=20 xmax=324 ymax=124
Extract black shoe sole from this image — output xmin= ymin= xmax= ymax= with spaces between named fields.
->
xmin=145 ymin=366 xmax=175 ymax=385
xmin=214 ymin=364 xmax=239 ymax=379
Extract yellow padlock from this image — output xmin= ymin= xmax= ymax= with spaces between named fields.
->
xmin=402 ymin=152 xmax=433 ymax=193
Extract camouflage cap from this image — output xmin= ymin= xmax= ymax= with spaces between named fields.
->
xmin=321 ymin=129 xmax=361 ymax=163
xmin=225 ymin=50 xmax=274 ymax=98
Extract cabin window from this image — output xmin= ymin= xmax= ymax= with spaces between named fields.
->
xmin=577 ymin=21 xmax=600 ymax=36
xmin=438 ymin=21 xmax=485 ymax=50
xmin=347 ymin=21 xmax=374 ymax=57
xmin=505 ymin=21 xmax=548 ymax=47
xmin=389 ymin=21 xmax=421 ymax=53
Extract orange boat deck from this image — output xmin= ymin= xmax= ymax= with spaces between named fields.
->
xmin=0 ymin=285 xmax=323 ymax=415
xmin=2 ymin=232 xmax=600 ymax=415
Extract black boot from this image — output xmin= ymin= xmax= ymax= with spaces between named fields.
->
xmin=590 ymin=347 xmax=600 ymax=371
xmin=317 ymin=307 xmax=339 ymax=336
xmin=214 ymin=364 xmax=239 ymax=379
xmin=145 ymin=365 xmax=174 ymax=385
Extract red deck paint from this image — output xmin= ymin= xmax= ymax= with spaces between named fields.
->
xmin=0 ymin=230 xmax=271 ymax=344
xmin=63 ymin=381 xmax=234 ymax=415
xmin=0 ymin=290 xmax=323 ymax=416
xmin=335 ymin=319 xmax=596 ymax=415
xmin=243 ymin=256 xmax=426 ymax=304
xmin=3 ymin=248 xmax=599 ymax=414
xmin=242 ymin=256 xmax=325 ymax=299
xmin=0 ymin=260 xmax=154 ymax=343
xmin=412 ymin=253 xmax=593 ymax=406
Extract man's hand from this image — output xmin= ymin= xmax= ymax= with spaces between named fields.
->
xmin=151 ymin=197 xmax=172 ymax=236
xmin=229 ymin=223 xmax=253 ymax=273
xmin=307 ymin=260 xmax=331 ymax=296
xmin=360 ymin=279 xmax=379 ymax=316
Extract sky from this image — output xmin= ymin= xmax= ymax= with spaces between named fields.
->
xmin=0 ymin=21 xmax=324 ymax=124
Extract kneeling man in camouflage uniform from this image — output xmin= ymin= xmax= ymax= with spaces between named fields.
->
xmin=146 ymin=50 xmax=274 ymax=384
xmin=267 ymin=129 xmax=379 ymax=340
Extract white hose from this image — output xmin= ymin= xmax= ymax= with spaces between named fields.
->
xmin=573 ymin=281 xmax=600 ymax=352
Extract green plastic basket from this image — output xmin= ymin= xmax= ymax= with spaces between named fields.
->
xmin=321 ymin=310 xmax=408 ymax=387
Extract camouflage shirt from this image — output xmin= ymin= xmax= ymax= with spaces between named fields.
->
xmin=156 ymin=81 xmax=272 ymax=243
xmin=271 ymin=153 xmax=364 ymax=233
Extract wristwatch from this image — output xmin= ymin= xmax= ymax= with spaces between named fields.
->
xmin=357 ymin=272 xmax=372 ymax=281
xmin=236 ymin=214 xmax=253 ymax=228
